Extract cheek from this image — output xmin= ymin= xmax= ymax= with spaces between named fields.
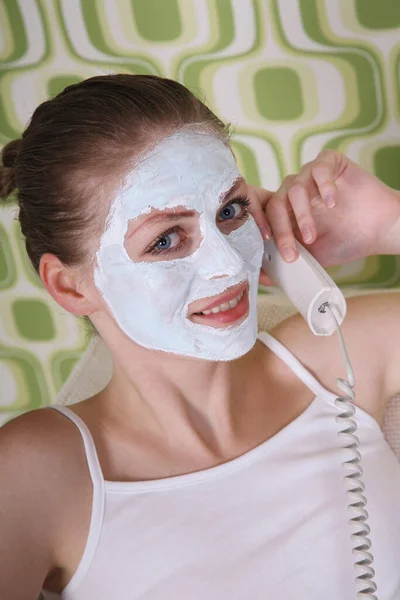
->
xmin=124 ymin=259 xmax=197 ymax=313
xmin=78 ymin=271 xmax=109 ymax=312
xmin=140 ymin=264 xmax=187 ymax=292
xmin=228 ymin=218 xmax=263 ymax=269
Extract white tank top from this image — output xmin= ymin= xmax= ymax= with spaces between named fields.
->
xmin=41 ymin=332 xmax=400 ymax=600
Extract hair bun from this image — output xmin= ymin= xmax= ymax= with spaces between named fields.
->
xmin=1 ymin=138 xmax=22 ymax=168
xmin=0 ymin=139 xmax=21 ymax=199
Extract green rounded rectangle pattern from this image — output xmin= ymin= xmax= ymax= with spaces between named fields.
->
xmin=132 ymin=0 xmax=182 ymax=42
xmin=355 ymin=0 xmax=400 ymax=30
xmin=0 ymin=224 xmax=17 ymax=290
xmin=254 ymin=67 xmax=304 ymax=120
xmin=12 ymin=299 xmax=55 ymax=342
xmin=1 ymin=0 xmax=400 ymax=420
xmin=374 ymin=146 xmax=400 ymax=191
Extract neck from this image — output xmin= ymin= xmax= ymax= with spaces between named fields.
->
xmin=93 ymin=322 xmax=262 ymax=456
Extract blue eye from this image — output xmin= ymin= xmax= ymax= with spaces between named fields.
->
xmin=220 ymin=203 xmax=242 ymax=220
xmin=218 ymin=197 xmax=250 ymax=222
xmin=155 ymin=230 xmax=180 ymax=251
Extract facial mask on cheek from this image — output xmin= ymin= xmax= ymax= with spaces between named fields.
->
xmin=94 ymin=132 xmax=263 ymax=361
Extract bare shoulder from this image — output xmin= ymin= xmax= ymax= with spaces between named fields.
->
xmin=0 ymin=407 xmax=92 ymax=598
xmin=1 ymin=406 xmax=90 ymax=480
xmin=0 ymin=406 xmax=92 ymax=535
xmin=270 ymin=292 xmax=400 ymax=422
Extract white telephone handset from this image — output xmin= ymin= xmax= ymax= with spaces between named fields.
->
xmin=262 ymin=238 xmax=346 ymax=336
xmin=262 ymin=239 xmax=378 ymax=600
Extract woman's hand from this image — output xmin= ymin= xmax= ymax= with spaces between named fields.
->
xmin=258 ymin=151 xmax=400 ymax=285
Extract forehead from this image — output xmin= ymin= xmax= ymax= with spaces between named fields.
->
xmin=116 ymin=132 xmax=240 ymax=220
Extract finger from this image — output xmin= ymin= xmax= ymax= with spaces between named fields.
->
xmin=265 ymin=190 xmax=298 ymax=262
xmin=259 ymin=270 xmax=275 ymax=287
xmin=287 ymin=181 xmax=317 ymax=244
xmin=250 ymin=185 xmax=273 ymax=211
xmin=247 ymin=185 xmax=272 ymax=240
xmin=311 ymin=150 xmax=341 ymax=208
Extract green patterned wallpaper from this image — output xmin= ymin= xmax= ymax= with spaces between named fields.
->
xmin=1 ymin=0 xmax=400 ymax=422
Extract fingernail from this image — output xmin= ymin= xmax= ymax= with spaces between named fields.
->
xmin=281 ymin=246 xmax=296 ymax=262
xmin=325 ymin=194 xmax=335 ymax=208
xmin=260 ymin=226 xmax=271 ymax=240
xmin=302 ymin=226 xmax=313 ymax=243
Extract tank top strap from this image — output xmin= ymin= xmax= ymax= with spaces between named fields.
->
xmin=257 ymin=331 xmax=337 ymax=401
xmin=47 ymin=405 xmax=106 ymax=594
xmin=49 ymin=405 xmax=105 ymax=487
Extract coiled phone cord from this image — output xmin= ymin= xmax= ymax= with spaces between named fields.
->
xmin=323 ymin=305 xmax=378 ymax=599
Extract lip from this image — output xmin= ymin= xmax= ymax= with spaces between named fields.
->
xmin=189 ymin=281 xmax=248 ymax=315
xmin=188 ymin=282 xmax=250 ymax=328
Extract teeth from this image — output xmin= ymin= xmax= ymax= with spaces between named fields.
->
xmin=200 ymin=291 xmax=244 ymax=316
xmin=229 ymin=297 xmax=238 ymax=309
xmin=219 ymin=302 xmax=232 ymax=311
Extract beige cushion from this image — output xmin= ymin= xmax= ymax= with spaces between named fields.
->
xmin=56 ymin=291 xmax=400 ymax=460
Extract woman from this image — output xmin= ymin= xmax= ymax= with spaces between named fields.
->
xmin=1 ymin=74 xmax=399 ymax=600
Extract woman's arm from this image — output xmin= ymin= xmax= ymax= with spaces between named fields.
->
xmin=0 ymin=413 xmax=57 ymax=599
xmin=0 ymin=409 xmax=89 ymax=599
xmin=256 ymin=150 xmax=400 ymax=271
xmin=254 ymin=151 xmax=400 ymax=420
xmin=272 ymin=291 xmax=400 ymax=424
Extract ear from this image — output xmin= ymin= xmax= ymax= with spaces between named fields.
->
xmin=39 ymin=253 xmax=98 ymax=316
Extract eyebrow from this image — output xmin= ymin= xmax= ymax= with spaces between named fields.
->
xmin=126 ymin=177 xmax=245 ymax=238
xmin=126 ymin=210 xmax=195 ymax=239
xmin=220 ymin=177 xmax=245 ymax=203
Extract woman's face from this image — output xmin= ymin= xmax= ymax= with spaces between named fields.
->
xmin=93 ymin=131 xmax=263 ymax=361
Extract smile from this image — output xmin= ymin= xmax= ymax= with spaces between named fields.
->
xmin=200 ymin=290 xmax=244 ymax=315
xmin=189 ymin=282 xmax=250 ymax=328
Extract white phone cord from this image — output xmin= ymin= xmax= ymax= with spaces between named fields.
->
xmin=324 ymin=305 xmax=378 ymax=600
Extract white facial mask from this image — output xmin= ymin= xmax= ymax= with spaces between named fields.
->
xmin=94 ymin=131 xmax=263 ymax=361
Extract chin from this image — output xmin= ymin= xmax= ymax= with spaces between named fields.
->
xmin=167 ymin=317 xmax=259 ymax=362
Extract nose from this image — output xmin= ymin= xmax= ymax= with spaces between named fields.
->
xmin=197 ymin=228 xmax=244 ymax=280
